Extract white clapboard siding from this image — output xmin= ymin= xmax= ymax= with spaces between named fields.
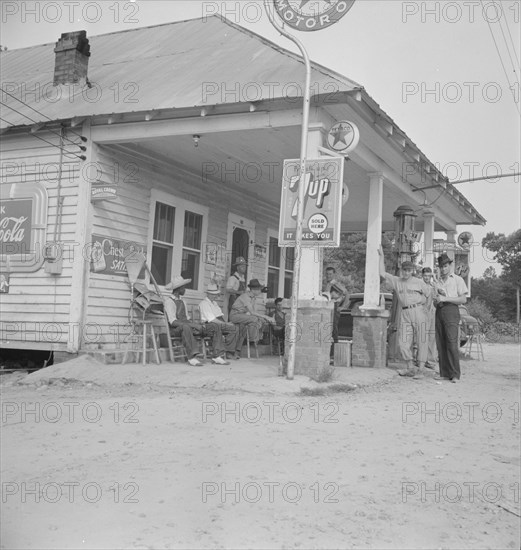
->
xmin=1 ymin=131 xmax=81 ymax=348
xmin=83 ymin=143 xmax=282 ymax=348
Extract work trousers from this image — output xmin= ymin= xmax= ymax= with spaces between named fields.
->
xmin=435 ymin=303 xmax=461 ymax=380
xmin=204 ymin=322 xmax=239 ymax=355
xmin=169 ymin=321 xmax=202 ymax=359
xmin=426 ymin=307 xmax=438 ymax=364
xmin=228 ymin=313 xmax=265 ymax=349
xmin=398 ymin=305 xmax=428 ymax=365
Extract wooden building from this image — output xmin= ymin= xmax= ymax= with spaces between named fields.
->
xmin=0 ymin=17 xmax=485 ymax=368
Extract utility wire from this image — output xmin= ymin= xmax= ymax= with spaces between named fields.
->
xmin=0 ymin=117 xmax=86 ymax=161
xmin=497 ymin=9 xmax=521 ymax=87
xmin=480 ymin=0 xmax=521 ymax=114
xmin=1 ymin=88 xmax=88 ymax=143
xmin=502 ymin=6 xmax=521 ymax=69
xmin=0 ymin=99 xmax=86 ymax=150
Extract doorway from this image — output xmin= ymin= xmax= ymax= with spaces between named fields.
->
xmin=227 ymin=214 xmax=255 ymax=278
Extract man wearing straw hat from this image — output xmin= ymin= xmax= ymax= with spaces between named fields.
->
xmin=164 ymin=275 xmax=204 ymax=367
xmin=199 ymin=282 xmax=240 ymax=362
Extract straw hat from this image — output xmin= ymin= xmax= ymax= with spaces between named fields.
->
xmin=165 ymin=275 xmax=192 ymax=292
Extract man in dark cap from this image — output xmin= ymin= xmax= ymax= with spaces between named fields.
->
xmin=433 ymin=253 xmax=468 ymax=382
xmin=378 ymin=246 xmax=431 ymax=378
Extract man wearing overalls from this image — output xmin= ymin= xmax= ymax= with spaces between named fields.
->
xmin=225 ymin=256 xmax=247 ymax=318
xmin=379 ymin=246 xmax=432 ymax=379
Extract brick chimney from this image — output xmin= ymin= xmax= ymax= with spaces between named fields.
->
xmin=53 ymin=31 xmax=90 ymax=86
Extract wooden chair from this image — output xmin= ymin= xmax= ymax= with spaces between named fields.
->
xmin=464 ymin=323 xmax=485 ymax=361
xmin=122 ymin=252 xmax=174 ymax=365
xmin=190 ymin=305 xmax=213 ymax=359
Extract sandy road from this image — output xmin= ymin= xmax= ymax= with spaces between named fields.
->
xmin=1 ymin=342 xmax=520 ymax=549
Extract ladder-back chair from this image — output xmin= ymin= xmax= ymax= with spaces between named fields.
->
xmin=122 ymin=252 xmax=175 ymax=365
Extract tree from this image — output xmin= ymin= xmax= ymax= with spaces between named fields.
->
xmin=483 ymin=266 xmax=497 ymax=279
xmin=482 ymin=230 xmax=521 ymax=323
xmin=323 ymin=232 xmax=395 ymax=293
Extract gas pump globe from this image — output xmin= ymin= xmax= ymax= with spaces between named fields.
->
xmin=393 ymin=205 xmax=417 ymax=273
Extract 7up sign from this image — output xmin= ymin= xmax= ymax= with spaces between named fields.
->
xmin=278 ymin=158 xmax=344 ymax=247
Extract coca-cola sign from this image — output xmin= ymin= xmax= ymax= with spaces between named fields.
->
xmin=0 ymin=199 xmax=32 ymax=255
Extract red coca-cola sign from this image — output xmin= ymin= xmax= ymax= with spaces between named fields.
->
xmin=0 ymin=199 xmax=32 ymax=255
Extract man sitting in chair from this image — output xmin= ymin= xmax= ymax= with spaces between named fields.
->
xmin=164 ymin=275 xmax=204 ymax=367
xmin=198 ymin=283 xmax=240 ymax=362
xmin=229 ymin=279 xmax=275 ymax=356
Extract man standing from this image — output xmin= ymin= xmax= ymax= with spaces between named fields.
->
xmin=329 ymin=282 xmax=348 ymax=363
xmin=226 ymin=256 xmax=248 ymax=317
xmin=164 ymin=275 xmax=204 ymax=367
xmin=229 ymin=279 xmax=275 ymax=354
xmin=434 ymin=253 xmax=468 ymax=382
xmin=322 ymin=266 xmax=338 ymax=293
xmin=378 ymin=246 xmax=431 ymax=379
xmin=199 ymin=282 xmax=240 ymax=362
xmin=421 ymin=267 xmax=438 ymax=369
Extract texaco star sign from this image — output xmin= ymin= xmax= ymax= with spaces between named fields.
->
xmin=274 ymin=0 xmax=356 ymax=31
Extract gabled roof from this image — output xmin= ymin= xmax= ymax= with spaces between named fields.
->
xmin=0 ymin=15 xmax=361 ymax=127
xmin=0 ymin=15 xmax=485 ymax=226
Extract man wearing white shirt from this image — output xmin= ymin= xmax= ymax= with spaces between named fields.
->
xmin=199 ymin=283 xmax=240 ymax=361
xmin=434 ymin=253 xmax=468 ymax=382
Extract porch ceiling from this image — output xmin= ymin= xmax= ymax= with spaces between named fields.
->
xmin=114 ymin=125 xmax=437 ymax=233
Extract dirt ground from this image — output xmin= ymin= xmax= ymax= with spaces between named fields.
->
xmin=1 ymin=342 xmax=520 ymax=550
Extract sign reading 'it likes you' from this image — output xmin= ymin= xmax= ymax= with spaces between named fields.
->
xmin=274 ymin=0 xmax=356 ymax=31
xmin=278 ymin=158 xmax=345 ymax=247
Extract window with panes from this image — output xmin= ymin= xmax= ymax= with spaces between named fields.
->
xmin=151 ymin=201 xmax=204 ymax=290
xmin=267 ymin=236 xmax=294 ymax=299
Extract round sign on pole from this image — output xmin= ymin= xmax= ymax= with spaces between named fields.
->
xmin=457 ymin=231 xmax=474 ymax=249
xmin=274 ymin=0 xmax=356 ymax=32
xmin=327 ymin=121 xmax=360 ymax=154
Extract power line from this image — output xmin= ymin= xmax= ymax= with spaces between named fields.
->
xmin=480 ymin=0 xmax=521 ymax=114
xmin=0 ymin=98 xmax=86 ymax=149
xmin=0 ymin=88 xmax=88 ymax=144
xmin=0 ymin=116 xmax=86 ymax=161
xmin=501 ymin=3 xmax=521 ymax=74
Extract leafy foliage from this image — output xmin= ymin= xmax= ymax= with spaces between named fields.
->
xmin=482 ymin=230 xmax=521 ymax=287
xmin=471 ymin=275 xmax=518 ymax=322
xmin=323 ymin=232 xmax=395 ymax=293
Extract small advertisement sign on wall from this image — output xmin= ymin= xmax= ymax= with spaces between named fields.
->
xmin=278 ymin=158 xmax=345 ymax=247
xmin=90 ymin=235 xmax=146 ymax=277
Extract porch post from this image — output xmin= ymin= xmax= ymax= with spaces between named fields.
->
xmin=361 ymin=172 xmax=384 ymax=309
xmin=422 ymin=208 xmax=435 ymax=269
xmin=351 ymin=171 xmax=389 ymax=368
xmin=292 ymin=126 xmax=334 ymax=375
xmin=446 ymin=230 xmax=457 ymax=261
xmin=298 ymin=127 xmax=324 ymax=298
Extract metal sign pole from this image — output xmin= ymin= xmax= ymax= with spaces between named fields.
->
xmin=264 ymin=0 xmax=311 ymax=380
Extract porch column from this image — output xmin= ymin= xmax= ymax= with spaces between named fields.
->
xmin=292 ymin=126 xmax=334 ymax=376
xmin=446 ymin=230 xmax=457 ymax=261
xmin=361 ymin=172 xmax=384 ymax=309
xmin=351 ymin=172 xmax=389 ymax=368
xmin=298 ymin=126 xmax=324 ymax=299
xmin=423 ymin=208 xmax=435 ymax=269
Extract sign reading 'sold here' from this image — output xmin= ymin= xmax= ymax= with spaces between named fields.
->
xmin=0 ymin=199 xmax=32 ymax=255
xmin=278 ymin=158 xmax=344 ymax=247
